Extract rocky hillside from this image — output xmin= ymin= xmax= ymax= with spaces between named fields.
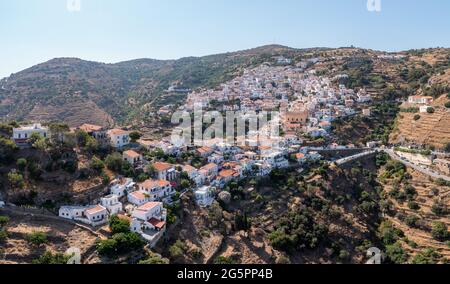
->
xmin=0 ymin=45 xmax=303 ymax=126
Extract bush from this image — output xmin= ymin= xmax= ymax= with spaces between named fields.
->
xmin=0 ymin=137 xmax=18 ymax=163
xmin=431 ymin=200 xmax=447 ymax=216
xmin=214 ymin=256 xmax=236 ymax=264
xmin=426 ymin=107 xmax=435 ymax=114
xmin=0 ymin=216 xmax=10 ymax=227
xmin=32 ymin=251 xmax=70 ymax=264
xmin=90 ymin=157 xmax=105 ymax=172
xmin=96 ymin=232 xmax=144 ymax=257
xmin=405 ymin=215 xmax=420 ymax=228
xmin=413 ymin=114 xmax=421 ymax=121
xmin=27 ymin=231 xmax=48 ymax=246
xmin=139 ymin=254 xmax=169 ymax=264
xmin=129 ymin=131 xmax=141 ymax=142
xmin=411 ymin=248 xmax=442 ymax=264
xmin=431 ymin=222 xmax=449 ymax=241
xmin=385 ymin=242 xmax=408 ymax=264
xmin=445 ymin=102 xmax=450 ymax=109
xmin=378 ymin=221 xmax=404 ymax=245
xmin=0 ymin=229 xmax=8 ymax=243
xmin=16 ymin=158 xmax=28 ymax=171
xmin=7 ymin=170 xmax=24 ymax=188
xmin=169 ymin=240 xmax=186 ymax=258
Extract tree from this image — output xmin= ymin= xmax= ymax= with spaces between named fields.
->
xmin=85 ymin=136 xmax=99 ymax=152
xmin=413 ymin=114 xmax=421 ymax=121
xmin=445 ymin=102 xmax=450 ymax=109
xmin=180 ymin=179 xmax=191 ymax=190
xmin=90 ymin=157 xmax=105 ymax=172
xmin=105 ymin=153 xmax=123 ymax=172
xmin=426 ymin=107 xmax=435 ymax=114
xmin=431 ymin=222 xmax=449 ymax=241
xmin=0 ymin=229 xmax=7 ymax=243
xmin=129 ymin=131 xmax=141 ymax=142
xmin=109 ymin=215 xmax=130 ymax=235
xmin=214 ymin=256 xmax=236 ymax=264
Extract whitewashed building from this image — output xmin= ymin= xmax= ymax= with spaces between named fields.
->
xmin=12 ymin=124 xmax=49 ymax=144
xmin=107 ymin=129 xmax=130 ymax=148
xmin=100 ymin=195 xmax=123 ymax=215
xmin=195 ymin=186 xmax=215 ymax=207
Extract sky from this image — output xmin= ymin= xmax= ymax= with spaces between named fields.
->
xmin=0 ymin=0 xmax=449 ymax=78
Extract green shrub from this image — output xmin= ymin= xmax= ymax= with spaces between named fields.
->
xmin=431 ymin=222 xmax=449 ymax=241
xmin=413 ymin=114 xmax=421 ymax=121
xmin=385 ymin=242 xmax=408 ymax=264
xmin=32 ymin=251 xmax=70 ymax=264
xmin=7 ymin=170 xmax=24 ymax=188
xmin=16 ymin=158 xmax=28 ymax=171
xmin=109 ymin=215 xmax=130 ymax=235
xmin=0 ymin=216 xmax=10 ymax=227
xmin=411 ymin=248 xmax=442 ymax=264
xmin=27 ymin=231 xmax=48 ymax=246
xmin=90 ymin=157 xmax=105 ymax=172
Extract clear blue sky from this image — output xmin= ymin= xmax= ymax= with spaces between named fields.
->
xmin=1 ymin=0 xmax=449 ymax=78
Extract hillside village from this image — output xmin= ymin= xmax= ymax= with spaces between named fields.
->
xmin=1 ymin=48 xmax=450 ymax=264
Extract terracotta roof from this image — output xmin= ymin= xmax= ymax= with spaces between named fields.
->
xmin=139 ymin=179 xmax=170 ymax=189
xmin=136 ymin=202 xmax=161 ymax=211
xmin=182 ymin=165 xmax=197 ymax=174
xmin=153 ymin=162 xmax=173 ymax=172
xmin=79 ymin=124 xmax=103 ymax=133
xmin=123 ymin=150 xmax=140 ymax=158
xmin=129 ymin=191 xmax=147 ymax=200
xmin=148 ymin=218 xmax=166 ymax=229
xmin=85 ymin=205 xmax=107 ymax=215
xmin=219 ymin=169 xmax=236 ymax=178
xmin=107 ymin=129 xmax=129 ymax=135
xmin=201 ymin=163 xmax=218 ymax=171
xmin=296 ymin=153 xmax=305 ymax=159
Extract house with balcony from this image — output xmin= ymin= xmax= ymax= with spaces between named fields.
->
xmin=152 ymin=162 xmax=177 ymax=181
xmin=130 ymin=202 xmax=167 ymax=248
xmin=107 ymin=129 xmax=130 ymax=148
xmin=12 ymin=123 xmax=49 ymax=145
xmin=100 ymin=195 xmax=123 ymax=215
xmin=137 ymin=179 xmax=176 ymax=204
xmin=195 ymin=186 xmax=215 ymax=207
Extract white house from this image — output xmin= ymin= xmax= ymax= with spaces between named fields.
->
xmin=0 ymin=201 xmax=4 ymax=208
xmin=107 ymin=129 xmax=130 ymax=148
xmin=59 ymin=206 xmax=87 ymax=220
xmin=260 ymin=152 xmax=289 ymax=169
xmin=130 ymin=202 xmax=167 ymax=248
xmin=408 ymin=96 xmax=434 ymax=105
xmin=123 ymin=150 xmax=142 ymax=165
xmin=152 ymin=162 xmax=177 ymax=181
xmin=84 ymin=205 xmax=109 ymax=226
xmin=12 ymin=124 xmax=49 ymax=144
xmin=195 ymin=186 xmax=215 ymax=207
xmin=127 ymin=191 xmax=150 ymax=206
xmin=110 ymin=178 xmax=135 ymax=197
xmin=100 ymin=195 xmax=123 ymax=215
xmin=59 ymin=204 xmax=109 ymax=226
xmin=138 ymin=179 xmax=176 ymax=203
xmin=182 ymin=165 xmax=203 ymax=186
